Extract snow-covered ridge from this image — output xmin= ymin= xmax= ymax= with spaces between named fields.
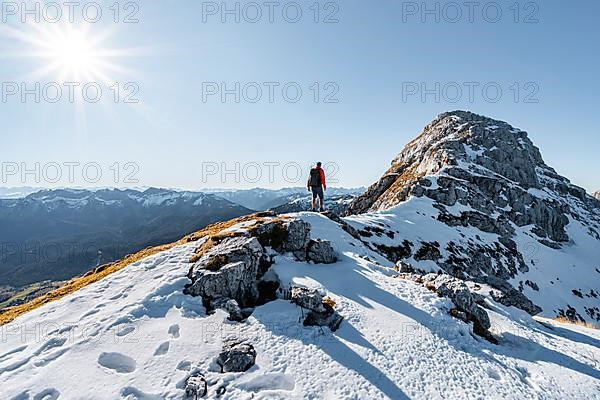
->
xmin=15 ymin=188 xmax=210 ymax=210
xmin=0 ymin=212 xmax=598 ymax=399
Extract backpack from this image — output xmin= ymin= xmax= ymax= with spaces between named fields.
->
xmin=309 ymin=168 xmax=322 ymax=187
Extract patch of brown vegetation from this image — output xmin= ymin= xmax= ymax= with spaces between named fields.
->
xmin=424 ymin=282 xmax=438 ymax=292
xmin=322 ymin=296 xmax=337 ymax=309
xmin=0 ymin=212 xmax=279 ymax=326
xmin=552 ymin=316 xmax=598 ymax=330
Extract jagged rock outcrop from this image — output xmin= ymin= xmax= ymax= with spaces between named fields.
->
xmin=347 ymin=111 xmax=597 ymax=246
xmin=347 ymin=111 xmax=600 ymax=323
xmin=184 ymin=236 xmax=271 ymax=309
xmin=594 ymin=191 xmax=600 ymax=201
xmin=185 ymin=216 xmax=339 ymax=320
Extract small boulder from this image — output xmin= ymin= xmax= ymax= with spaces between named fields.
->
xmin=291 ymin=287 xmax=328 ymax=313
xmin=306 ymin=239 xmax=337 ymax=264
xmin=185 ymin=373 xmax=207 ymax=399
xmin=216 ymin=342 xmax=256 ymax=373
xmin=290 ymin=286 xmax=343 ymax=331
xmin=213 ymin=298 xmax=243 ymax=322
xmin=281 ymin=220 xmax=311 ymax=253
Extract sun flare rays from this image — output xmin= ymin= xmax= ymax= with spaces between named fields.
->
xmin=0 ymin=16 xmax=142 ymax=86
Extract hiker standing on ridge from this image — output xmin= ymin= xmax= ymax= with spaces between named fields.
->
xmin=307 ymin=162 xmax=326 ymax=212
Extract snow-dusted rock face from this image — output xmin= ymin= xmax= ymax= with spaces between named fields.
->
xmin=346 ymin=111 xmax=600 ymax=324
xmin=594 ymin=191 xmax=600 ymax=200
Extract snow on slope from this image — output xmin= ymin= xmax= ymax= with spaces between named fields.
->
xmin=1 ymin=213 xmax=599 ymax=399
xmin=345 ymin=196 xmax=600 ymax=324
xmin=346 ymin=111 xmax=600 ymax=324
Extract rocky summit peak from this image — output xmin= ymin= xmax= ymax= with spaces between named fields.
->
xmin=348 ymin=111 xmax=592 ymax=216
xmin=345 ymin=111 xmax=600 ymax=323
xmin=594 ymin=190 xmax=600 ymax=200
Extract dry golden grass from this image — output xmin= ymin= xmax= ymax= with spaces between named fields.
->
xmin=424 ymin=282 xmax=438 ymax=292
xmin=0 ymin=212 xmax=276 ymax=326
xmin=0 ymin=244 xmax=174 ymax=326
xmin=552 ymin=316 xmax=598 ymax=330
xmin=322 ymin=296 xmax=337 ymax=309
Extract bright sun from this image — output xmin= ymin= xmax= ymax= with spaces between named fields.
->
xmin=49 ymin=30 xmax=95 ymax=71
xmin=1 ymin=22 xmax=137 ymax=85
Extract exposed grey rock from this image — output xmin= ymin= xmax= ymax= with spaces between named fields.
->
xmin=321 ymin=211 xmax=361 ymax=239
xmin=250 ymin=219 xmax=311 ymax=259
xmin=216 ymin=341 xmax=256 ymax=373
xmin=306 ymin=239 xmax=337 ymax=264
xmin=421 ymin=273 xmax=491 ymax=333
xmin=281 ymin=220 xmax=311 ymax=254
xmin=594 ymin=191 xmax=600 ymax=201
xmin=291 ymin=287 xmax=343 ymax=331
xmin=480 ymin=275 xmax=542 ymax=315
xmin=304 ymin=309 xmax=344 ymax=331
xmin=185 ymin=237 xmax=270 ymax=309
xmin=224 ymin=299 xmax=244 ymax=322
xmin=185 ymin=373 xmax=207 ymax=399
xmin=345 ymin=111 xmax=600 ymax=321
xmin=291 ymin=287 xmax=328 ymax=313
xmin=414 ymin=242 xmax=441 ymax=261
xmin=346 ymin=111 xmax=592 ymax=244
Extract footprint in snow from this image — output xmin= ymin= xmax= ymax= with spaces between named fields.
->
xmin=10 ymin=391 xmax=31 ymax=400
xmin=97 ymin=352 xmax=136 ymax=374
xmin=33 ymin=337 xmax=68 ymax=357
xmin=33 ymin=388 xmax=60 ymax=400
xmin=176 ymin=360 xmax=191 ymax=371
xmin=119 ymin=386 xmax=162 ymax=400
xmin=154 ymin=341 xmax=170 ymax=356
xmin=0 ymin=345 xmax=28 ymax=362
xmin=168 ymin=324 xmax=180 ymax=339
xmin=79 ymin=307 xmax=102 ymax=321
xmin=115 ymin=325 xmax=137 ymax=337
xmin=33 ymin=348 xmax=69 ymax=368
xmin=486 ymin=367 xmax=501 ymax=380
xmin=238 ymin=373 xmax=296 ymax=392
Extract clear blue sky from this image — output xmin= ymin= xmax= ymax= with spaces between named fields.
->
xmin=0 ymin=0 xmax=598 ymax=191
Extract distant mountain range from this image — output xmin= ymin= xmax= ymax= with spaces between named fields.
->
xmin=0 ymin=186 xmax=362 ymax=294
xmin=0 ymin=188 xmax=252 ymax=288
xmin=0 ymin=187 xmax=41 ymax=199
